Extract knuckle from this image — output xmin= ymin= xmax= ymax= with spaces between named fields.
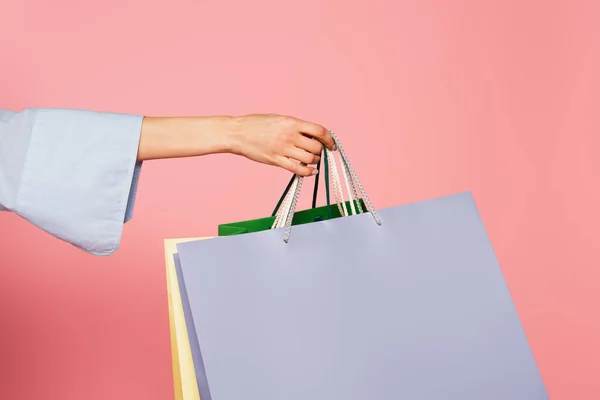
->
xmin=288 ymin=158 xmax=301 ymax=170
xmin=313 ymin=125 xmax=326 ymax=137
xmin=283 ymin=129 xmax=296 ymax=142
xmin=299 ymin=169 xmax=310 ymax=177
xmin=284 ymin=116 xmax=299 ymax=128
xmin=312 ymin=142 xmax=324 ymax=154
xmin=290 ymin=160 xmax=308 ymax=175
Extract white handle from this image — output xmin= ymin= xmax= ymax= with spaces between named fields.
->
xmin=273 ymin=141 xmax=353 ymax=232
xmin=277 ymin=131 xmax=382 ymax=243
xmin=272 ymin=144 xmax=349 ymax=230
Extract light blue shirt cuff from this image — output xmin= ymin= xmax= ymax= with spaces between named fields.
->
xmin=0 ymin=108 xmax=145 ymax=256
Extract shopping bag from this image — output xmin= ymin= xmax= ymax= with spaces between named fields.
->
xmin=164 ymin=148 xmax=349 ymax=398
xmin=217 ymin=199 xmax=365 ymax=236
xmin=165 ymin=237 xmax=212 ymax=400
xmin=172 ymin=132 xmax=549 ymax=399
xmin=218 ymin=148 xmax=365 ymax=236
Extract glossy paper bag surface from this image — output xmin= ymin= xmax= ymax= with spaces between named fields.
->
xmin=175 ymin=192 xmax=549 ymax=400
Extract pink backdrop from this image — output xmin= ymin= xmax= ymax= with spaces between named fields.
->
xmin=1 ymin=1 xmax=599 ymax=399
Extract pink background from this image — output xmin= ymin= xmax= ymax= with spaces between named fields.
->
xmin=1 ymin=1 xmax=599 ymax=399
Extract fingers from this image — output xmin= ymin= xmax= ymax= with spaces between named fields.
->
xmin=297 ymin=121 xmax=336 ymax=151
xmin=277 ymin=156 xmax=317 ymax=177
xmin=286 ymin=147 xmax=321 ymax=166
xmin=294 ymin=134 xmax=324 ymax=156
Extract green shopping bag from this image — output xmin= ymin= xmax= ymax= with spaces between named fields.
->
xmin=218 ymin=148 xmax=365 ymax=237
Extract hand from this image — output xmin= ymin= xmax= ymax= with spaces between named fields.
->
xmin=138 ymin=114 xmax=336 ymax=177
xmin=228 ymin=114 xmax=335 ymax=176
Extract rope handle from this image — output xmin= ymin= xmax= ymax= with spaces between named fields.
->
xmin=274 ymin=145 xmax=351 ymax=231
xmin=271 ymin=146 xmax=333 ymax=229
xmin=271 ymin=148 xmax=327 ymax=217
xmin=280 ymin=131 xmax=382 ymax=243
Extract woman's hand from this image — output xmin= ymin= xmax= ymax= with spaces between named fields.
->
xmin=138 ymin=114 xmax=335 ymax=176
xmin=227 ymin=114 xmax=335 ymax=176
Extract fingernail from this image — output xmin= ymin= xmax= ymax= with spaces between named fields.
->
xmin=332 ymin=144 xmax=338 ymax=151
xmin=312 ymin=169 xmax=319 ymax=175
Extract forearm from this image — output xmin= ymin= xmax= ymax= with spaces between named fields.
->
xmin=135 ymin=113 xmax=333 ymax=176
xmin=136 ymin=116 xmax=237 ymax=161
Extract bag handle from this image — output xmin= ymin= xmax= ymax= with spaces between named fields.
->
xmin=271 ymin=147 xmax=330 ymax=217
xmin=271 ymin=147 xmax=333 ymax=230
xmin=273 ymin=140 xmax=363 ymax=228
xmin=280 ymin=131 xmax=382 ymax=243
xmin=326 ymin=147 xmax=364 ymax=217
xmin=278 ymin=144 xmax=362 ymax=229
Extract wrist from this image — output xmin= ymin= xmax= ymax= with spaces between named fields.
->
xmin=210 ymin=115 xmax=242 ymax=155
xmin=221 ymin=115 xmax=245 ymax=156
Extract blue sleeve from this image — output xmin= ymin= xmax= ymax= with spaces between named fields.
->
xmin=0 ymin=108 xmax=144 ymax=256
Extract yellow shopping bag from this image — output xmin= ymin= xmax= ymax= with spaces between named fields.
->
xmin=165 ymin=237 xmax=213 ymax=400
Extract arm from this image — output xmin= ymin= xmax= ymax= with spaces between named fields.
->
xmin=0 ymin=109 xmax=333 ymax=256
xmin=136 ymin=114 xmax=335 ymax=176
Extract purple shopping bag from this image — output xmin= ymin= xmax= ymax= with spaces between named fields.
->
xmin=173 ymin=132 xmax=548 ymax=400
